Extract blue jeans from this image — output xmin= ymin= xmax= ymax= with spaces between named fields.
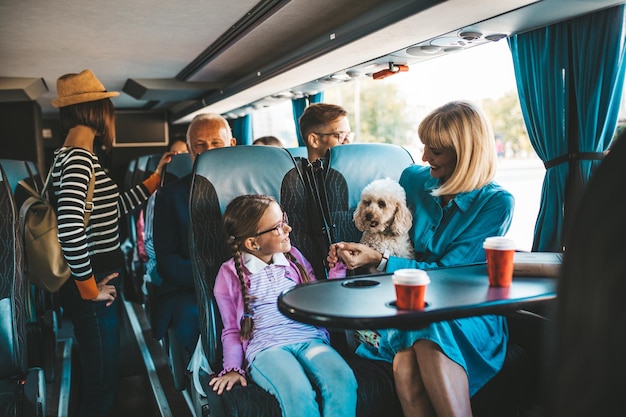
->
xmin=155 ymin=290 xmax=199 ymax=359
xmin=61 ymin=268 xmax=122 ymax=417
xmin=249 ymin=339 xmax=357 ymax=417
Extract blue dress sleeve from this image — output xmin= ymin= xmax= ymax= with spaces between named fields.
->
xmin=387 ymin=165 xmax=515 ymax=272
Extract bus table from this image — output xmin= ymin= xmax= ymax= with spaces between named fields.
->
xmin=278 ymin=263 xmax=557 ymax=330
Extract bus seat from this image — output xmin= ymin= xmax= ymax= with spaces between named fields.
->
xmin=189 ymin=145 xmax=300 ymax=416
xmin=281 ymin=155 xmax=329 ymax=280
xmin=0 ymin=166 xmax=46 ymax=417
xmin=0 ymin=159 xmax=43 ymax=206
xmin=161 ymin=152 xmax=193 ymax=185
xmin=190 ymin=146 xmax=298 ymax=364
xmin=325 ymin=143 xmax=415 ymax=245
xmin=285 ymin=146 xmax=308 ymax=159
xmin=469 ymin=308 xmax=548 ymax=416
xmin=123 ymin=158 xmax=137 ymax=190
xmin=0 ymin=158 xmax=58 ymax=384
xmin=121 ymin=153 xmax=162 ymax=303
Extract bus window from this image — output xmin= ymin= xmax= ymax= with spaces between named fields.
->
xmin=321 ymin=40 xmax=542 ymax=251
xmin=251 ymin=100 xmax=299 ymax=147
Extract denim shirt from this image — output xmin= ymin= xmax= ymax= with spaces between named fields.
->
xmin=387 ymin=165 xmax=515 ymax=272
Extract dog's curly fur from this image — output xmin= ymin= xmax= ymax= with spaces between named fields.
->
xmin=353 ymin=178 xmax=414 ymax=259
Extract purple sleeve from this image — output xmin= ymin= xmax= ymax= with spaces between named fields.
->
xmin=213 ymin=261 xmax=246 ymax=372
xmin=328 ymin=262 xmax=347 ymax=279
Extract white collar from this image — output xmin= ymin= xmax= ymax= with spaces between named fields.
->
xmin=242 ymin=251 xmax=289 ymax=274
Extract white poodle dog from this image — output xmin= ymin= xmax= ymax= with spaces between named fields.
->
xmin=353 ymin=177 xmax=414 ymax=259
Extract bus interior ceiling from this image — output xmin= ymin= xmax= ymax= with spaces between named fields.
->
xmin=1 ymin=0 xmax=624 ymax=127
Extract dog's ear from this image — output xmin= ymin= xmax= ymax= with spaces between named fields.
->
xmin=391 ymin=201 xmax=413 ymax=235
xmin=353 ymin=200 xmax=366 ymax=232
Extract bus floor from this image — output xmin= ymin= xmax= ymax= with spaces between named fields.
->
xmin=44 ymin=297 xmax=194 ymax=417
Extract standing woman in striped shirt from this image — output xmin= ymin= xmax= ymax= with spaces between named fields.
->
xmin=209 ymin=195 xmax=357 ymax=417
xmin=50 ymin=69 xmax=173 ymax=417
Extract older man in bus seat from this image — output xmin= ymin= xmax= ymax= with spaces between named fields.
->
xmin=151 ymin=113 xmax=237 ymax=363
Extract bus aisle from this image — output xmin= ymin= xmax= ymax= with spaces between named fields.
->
xmin=45 ymin=297 xmax=194 ymax=417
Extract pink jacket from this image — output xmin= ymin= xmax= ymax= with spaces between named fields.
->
xmin=213 ymin=247 xmax=328 ymax=374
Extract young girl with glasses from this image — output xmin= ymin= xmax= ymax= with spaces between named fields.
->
xmin=209 ymin=194 xmax=357 ymax=417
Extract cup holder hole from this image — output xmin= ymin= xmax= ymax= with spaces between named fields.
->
xmin=387 ymin=300 xmax=430 ymax=309
xmin=341 ymin=279 xmax=380 ymax=288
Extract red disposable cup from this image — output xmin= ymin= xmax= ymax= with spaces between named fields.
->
xmin=392 ymin=269 xmax=430 ymax=310
xmin=483 ymin=237 xmax=516 ymax=287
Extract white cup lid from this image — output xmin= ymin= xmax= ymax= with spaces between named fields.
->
xmin=392 ymin=268 xmax=430 ymax=285
xmin=483 ymin=236 xmax=516 ymax=250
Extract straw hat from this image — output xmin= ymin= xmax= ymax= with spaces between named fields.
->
xmin=51 ymin=69 xmax=119 ymax=108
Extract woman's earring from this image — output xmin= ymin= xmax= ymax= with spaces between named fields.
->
xmin=254 ymin=245 xmax=260 ymax=251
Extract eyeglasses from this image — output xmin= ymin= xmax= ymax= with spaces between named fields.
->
xmin=254 ymin=212 xmax=289 ymax=237
xmin=313 ymin=131 xmax=355 ymax=142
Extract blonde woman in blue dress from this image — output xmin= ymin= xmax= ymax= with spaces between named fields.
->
xmin=328 ymin=100 xmax=515 ymax=417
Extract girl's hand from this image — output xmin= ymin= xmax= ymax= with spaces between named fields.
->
xmin=327 ymin=242 xmax=344 ymax=269
xmin=209 ymin=371 xmax=247 ymax=395
xmin=92 ymin=272 xmax=118 ymax=307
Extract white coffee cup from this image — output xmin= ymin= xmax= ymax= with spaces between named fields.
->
xmin=392 ymin=269 xmax=430 ymax=309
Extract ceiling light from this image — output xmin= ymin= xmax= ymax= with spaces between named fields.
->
xmin=271 ymin=91 xmax=293 ymax=99
xmin=421 ymin=45 xmax=441 ymax=53
xmin=485 ymin=33 xmax=508 ymax=42
xmin=330 ymin=73 xmax=351 ymax=81
xmin=458 ymin=30 xmax=482 ymax=41
xmin=406 ymin=45 xmax=442 ymax=56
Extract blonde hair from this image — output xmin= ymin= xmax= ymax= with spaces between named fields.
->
xmin=223 ymin=194 xmax=311 ymax=340
xmin=418 ymin=100 xmax=497 ymax=196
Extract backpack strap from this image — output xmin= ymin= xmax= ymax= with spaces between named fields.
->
xmin=17 ymin=180 xmax=39 ymax=199
xmin=83 ymin=167 xmax=95 ymax=225
xmin=18 ymin=151 xmax=95 ymax=227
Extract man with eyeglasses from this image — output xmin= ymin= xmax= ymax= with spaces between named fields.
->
xmin=299 ymin=103 xmax=353 ymax=162
xmin=280 ymin=103 xmax=352 ymax=281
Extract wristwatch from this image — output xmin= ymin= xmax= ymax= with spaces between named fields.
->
xmin=376 ymin=249 xmax=390 ymax=272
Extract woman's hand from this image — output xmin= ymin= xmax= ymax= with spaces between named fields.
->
xmin=155 ymin=151 xmax=176 ymax=176
xmin=328 ymin=242 xmax=383 ymax=270
xmin=92 ymin=272 xmax=118 ymax=307
xmin=209 ymin=371 xmax=247 ymax=395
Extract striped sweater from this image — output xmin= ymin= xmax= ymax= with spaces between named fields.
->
xmin=51 ymin=147 xmax=160 ymax=299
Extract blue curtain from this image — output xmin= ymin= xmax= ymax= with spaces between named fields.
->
xmin=292 ymin=92 xmax=324 ymax=146
xmin=508 ymin=5 xmax=625 ymax=252
xmin=230 ymin=114 xmax=252 ymax=145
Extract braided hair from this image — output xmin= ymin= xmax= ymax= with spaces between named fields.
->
xmin=222 ymin=194 xmax=312 ymax=341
